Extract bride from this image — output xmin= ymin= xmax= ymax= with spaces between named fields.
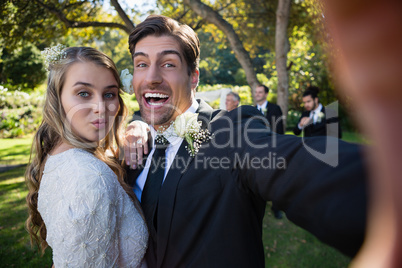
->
xmin=25 ymin=46 xmax=148 ymax=267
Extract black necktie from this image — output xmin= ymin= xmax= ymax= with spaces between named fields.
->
xmin=312 ymin=111 xmax=316 ymax=124
xmin=141 ymin=135 xmax=169 ymax=239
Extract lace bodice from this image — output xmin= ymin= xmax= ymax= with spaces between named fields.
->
xmin=38 ymin=149 xmax=148 ymax=267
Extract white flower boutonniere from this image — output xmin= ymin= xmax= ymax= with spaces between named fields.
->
xmin=262 ymin=108 xmax=267 ymax=115
xmin=173 ymin=112 xmax=212 ymax=157
xmin=317 ymin=112 xmax=325 ymax=123
xmin=120 ymin=69 xmax=134 ymax=95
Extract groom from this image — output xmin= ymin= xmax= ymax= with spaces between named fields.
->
xmin=125 ymin=15 xmax=367 ymax=267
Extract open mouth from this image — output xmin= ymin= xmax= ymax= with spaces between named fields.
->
xmin=144 ymin=92 xmax=169 ymax=107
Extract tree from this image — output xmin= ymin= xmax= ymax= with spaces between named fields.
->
xmin=0 ymin=0 xmax=140 ymax=89
xmin=0 ymin=0 xmax=135 ymax=51
xmin=275 ymin=0 xmax=291 ymax=128
xmin=183 ymin=0 xmax=260 ymax=94
xmin=2 ymin=0 xmax=338 ymax=114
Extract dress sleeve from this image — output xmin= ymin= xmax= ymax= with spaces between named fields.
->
xmin=51 ymin=168 xmax=121 ymax=267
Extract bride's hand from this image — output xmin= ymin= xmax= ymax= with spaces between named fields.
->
xmin=124 ymin=120 xmax=150 ymax=169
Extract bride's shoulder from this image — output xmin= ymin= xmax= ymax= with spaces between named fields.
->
xmin=44 ymin=148 xmax=116 ymax=184
xmin=46 ymin=148 xmax=103 ymax=167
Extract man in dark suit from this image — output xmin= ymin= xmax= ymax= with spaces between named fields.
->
xmin=255 ymin=84 xmax=285 ymax=135
xmin=225 ymin=91 xmax=240 ymax=111
xmin=125 ymin=15 xmax=366 ymax=268
xmin=254 ymin=84 xmax=285 ymax=219
xmin=293 ymin=87 xmax=342 ymax=138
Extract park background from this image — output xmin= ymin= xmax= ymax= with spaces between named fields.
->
xmin=0 ymin=0 xmax=366 ymax=267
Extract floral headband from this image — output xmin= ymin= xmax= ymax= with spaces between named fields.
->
xmin=41 ymin=44 xmax=67 ymax=71
xmin=41 ymin=44 xmax=134 ymax=95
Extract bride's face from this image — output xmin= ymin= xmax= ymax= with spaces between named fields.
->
xmin=60 ymin=61 xmax=120 ymax=143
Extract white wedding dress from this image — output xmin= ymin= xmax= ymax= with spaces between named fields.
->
xmin=38 ymin=148 xmax=148 ymax=267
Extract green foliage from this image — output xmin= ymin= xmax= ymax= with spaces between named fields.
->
xmin=0 ymin=86 xmax=44 ymax=138
xmin=0 ymin=0 xmax=355 ymax=134
xmin=286 ymin=109 xmax=302 ymax=130
xmin=0 ymin=43 xmax=46 ymax=89
xmin=1 ymin=1 xmax=64 ymax=50
xmin=73 ymin=28 xmax=134 ymax=73
xmin=198 ymin=31 xmax=242 ymax=85
xmin=197 ymin=84 xmax=253 ymax=109
xmin=1 ymin=0 xmax=140 ymax=93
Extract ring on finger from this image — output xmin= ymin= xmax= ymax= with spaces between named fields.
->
xmin=137 ymin=139 xmax=143 ymax=145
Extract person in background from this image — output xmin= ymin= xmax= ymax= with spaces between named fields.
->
xmin=225 ymin=91 xmax=240 ymax=111
xmin=293 ymin=86 xmax=342 ymax=138
xmin=254 ymin=84 xmax=285 ymax=219
xmin=254 ymin=84 xmax=285 ymax=134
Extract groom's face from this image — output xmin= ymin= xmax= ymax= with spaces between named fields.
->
xmin=132 ymin=35 xmax=199 ymax=129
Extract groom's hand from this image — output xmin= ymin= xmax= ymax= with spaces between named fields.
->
xmin=124 ymin=121 xmax=150 ymax=169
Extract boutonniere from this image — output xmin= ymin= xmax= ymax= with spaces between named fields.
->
xmin=173 ymin=112 xmax=212 ymax=157
xmin=120 ymin=69 xmax=134 ymax=95
xmin=262 ymin=107 xmax=267 ymax=115
xmin=317 ymin=112 xmax=325 ymax=123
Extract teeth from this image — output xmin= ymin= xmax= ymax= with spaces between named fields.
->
xmin=148 ymin=102 xmax=164 ymax=106
xmin=144 ymin=93 xmax=169 ymax=98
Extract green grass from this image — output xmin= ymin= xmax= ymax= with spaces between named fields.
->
xmin=285 ymin=130 xmax=368 ymax=144
xmin=0 ymin=137 xmax=355 ymax=267
xmin=0 ymin=166 xmax=52 ymax=267
xmin=263 ymin=205 xmax=350 ymax=267
xmin=0 ymin=136 xmax=33 ymax=166
xmin=341 ymin=131 xmax=370 ymax=144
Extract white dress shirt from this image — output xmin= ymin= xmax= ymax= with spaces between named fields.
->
xmin=134 ymin=99 xmax=199 ymax=201
xmin=310 ymin=103 xmax=323 ymax=124
xmin=256 ymin=100 xmax=268 ymax=115
xmin=298 ymin=103 xmax=323 ymax=129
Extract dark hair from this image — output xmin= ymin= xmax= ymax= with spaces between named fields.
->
xmin=303 ymin=86 xmax=320 ymax=99
xmin=258 ymin=84 xmax=269 ymax=94
xmin=227 ymin=91 xmax=240 ymax=102
xmin=128 ymin=15 xmax=200 ymax=76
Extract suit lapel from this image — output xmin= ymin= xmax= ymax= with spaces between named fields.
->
xmin=155 ymin=99 xmax=214 ymax=267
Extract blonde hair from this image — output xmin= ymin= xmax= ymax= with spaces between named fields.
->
xmin=25 ymin=47 xmax=142 ymax=253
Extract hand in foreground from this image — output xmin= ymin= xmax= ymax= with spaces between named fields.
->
xmin=124 ymin=120 xmax=150 ymax=169
xmin=322 ymin=1 xmax=402 ymax=267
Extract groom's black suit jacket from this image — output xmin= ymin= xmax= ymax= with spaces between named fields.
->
xmin=126 ymin=100 xmax=366 ymax=268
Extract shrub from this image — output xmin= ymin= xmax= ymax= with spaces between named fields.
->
xmin=0 ymin=86 xmax=44 ymax=138
xmin=286 ymin=110 xmax=301 ymax=131
xmin=0 ymin=43 xmax=47 ymax=90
